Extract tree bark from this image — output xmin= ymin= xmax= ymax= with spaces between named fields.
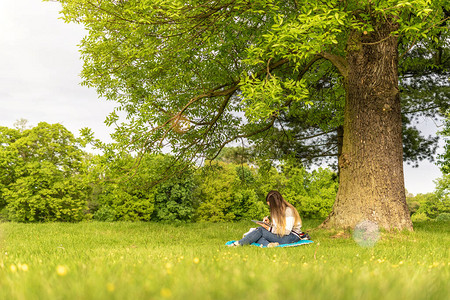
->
xmin=321 ymin=22 xmax=413 ymax=230
xmin=336 ymin=125 xmax=344 ymax=180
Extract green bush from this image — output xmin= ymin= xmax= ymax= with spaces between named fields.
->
xmin=92 ymin=206 xmax=116 ymax=222
xmin=82 ymin=153 xmax=162 ymax=222
xmin=276 ymin=162 xmax=338 ymax=219
xmin=436 ymin=212 xmax=450 ymax=222
xmin=406 ymin=199 xmax=420 ymax=216
xmin=194 ymin=162 xmax=269 ymax=222
xmin=411 ymin=212 xmax=430 ymax=222
xmin=4 ymin=162 xmax=88 ymax=222
xmin=153 ymin=178 xmax=196 ymax=222
xmin=144 ymin=155 xmax=196 ymax=222
xmin=98 ymin=186 xmax=155 ymax=221
xmin=0 ymin=207 xmax=8 ymax=222
xmin=93 ymin=153 xmax=195 ymax=222
xmin=228 ymin=189 xmax=268 ymax=221
xmin=405 ymin=190 xmax=449 ymax=220
xmin=93 ymin=153 xmax=157 ymax=221
xmin=194 ymin=160 xmax=337 ymax=222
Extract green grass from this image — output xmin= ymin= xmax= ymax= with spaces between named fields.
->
xmin=0 ymin=220 xmax=449 ymax=300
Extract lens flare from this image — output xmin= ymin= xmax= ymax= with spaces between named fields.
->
xmin=172 ymin=115 xmax=191 ymax=134
xmin=353 ymin=220 xmax=380 ymax=248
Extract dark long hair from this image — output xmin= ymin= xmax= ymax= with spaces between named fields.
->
xmin=266 ymin=191 xmax=301 ymax=235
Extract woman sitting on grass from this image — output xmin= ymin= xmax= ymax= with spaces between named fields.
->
xmin=228 ymin=190 xmax=302 ymax=247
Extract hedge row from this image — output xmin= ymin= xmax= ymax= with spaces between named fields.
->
xmin=0 ymin=123 xmax=338 ymax=222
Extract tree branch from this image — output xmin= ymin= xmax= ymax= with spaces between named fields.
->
xmin=320 ymin=52 xmax=348 ymax=79
xmin=210 ymin=118 xmax=277 ymax=161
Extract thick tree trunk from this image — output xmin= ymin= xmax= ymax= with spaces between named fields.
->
xmin=321 ymin=23 xmax=413 ymax=230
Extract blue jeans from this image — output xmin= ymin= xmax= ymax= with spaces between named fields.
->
xmin=238 ymin=227 xmax=300 ymax=247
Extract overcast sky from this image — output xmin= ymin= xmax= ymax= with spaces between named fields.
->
xmin=0 ymin=0 xmax=117 ymax=142
xmin=0 ymin=0 xmax=445 ymax=195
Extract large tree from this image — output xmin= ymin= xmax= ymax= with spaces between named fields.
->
xmin=55 ymin=0 xmax=449 ymax=230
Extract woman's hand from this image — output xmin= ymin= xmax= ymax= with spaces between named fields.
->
xmin=262 ymin=216 xmax=270 ymax=224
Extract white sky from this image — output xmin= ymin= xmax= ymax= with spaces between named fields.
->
xmin=0 ymin=0 xmax=117 ymax=143
xmin=0 ymin=0 xmax=445 ymax=195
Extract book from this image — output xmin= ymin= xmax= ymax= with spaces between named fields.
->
xmin=251 ymin=220 xmax=270 ymax=227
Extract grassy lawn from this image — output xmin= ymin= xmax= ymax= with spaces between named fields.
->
xmin=0 ymin=220 xmax=449 ymax=300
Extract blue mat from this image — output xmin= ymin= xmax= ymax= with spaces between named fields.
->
xmin=225 ymin=240 xmax=313 ymax=248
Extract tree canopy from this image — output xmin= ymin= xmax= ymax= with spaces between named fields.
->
xmin=54 ymin=0 xmax=447 ymax=159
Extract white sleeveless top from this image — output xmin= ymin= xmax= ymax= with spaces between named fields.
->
xmin=270 ymin=207 xmax=302 ymax=236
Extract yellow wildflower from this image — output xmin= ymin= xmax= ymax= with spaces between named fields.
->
xmin=160 ymin=288 xmax=172 ymax=298
xmin=106 ymin=283 xmax=115 ymax=292
xmin=56 ymin=265 xmax=68 ymax=276
xmin=20 ymin=264 xmax=29 ymax=272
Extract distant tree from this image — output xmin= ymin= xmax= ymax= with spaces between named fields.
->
xmin=0 ymin=126 xmax=22 ymax=215
xmin=406 ymin=190 xmax=421 ymax=216
xmin=13 ymin=118 xmax=31 ymax=133
xmin=215 ymin=146 xmax=253 ymax=165
xmin=280 ymin=162 xmax=338 ymax=219
xmin=438 ymin=113 xmax=450 ymax=174
xmin=408 ymin=192 xmax=449 ymax=221
xmin=0 ymin=122 xmax=88 ymax=222
xmin=432 ymin=113 xmax=450 ymax=217
xmin=406 ymin=116 xmax=450 ymax=221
